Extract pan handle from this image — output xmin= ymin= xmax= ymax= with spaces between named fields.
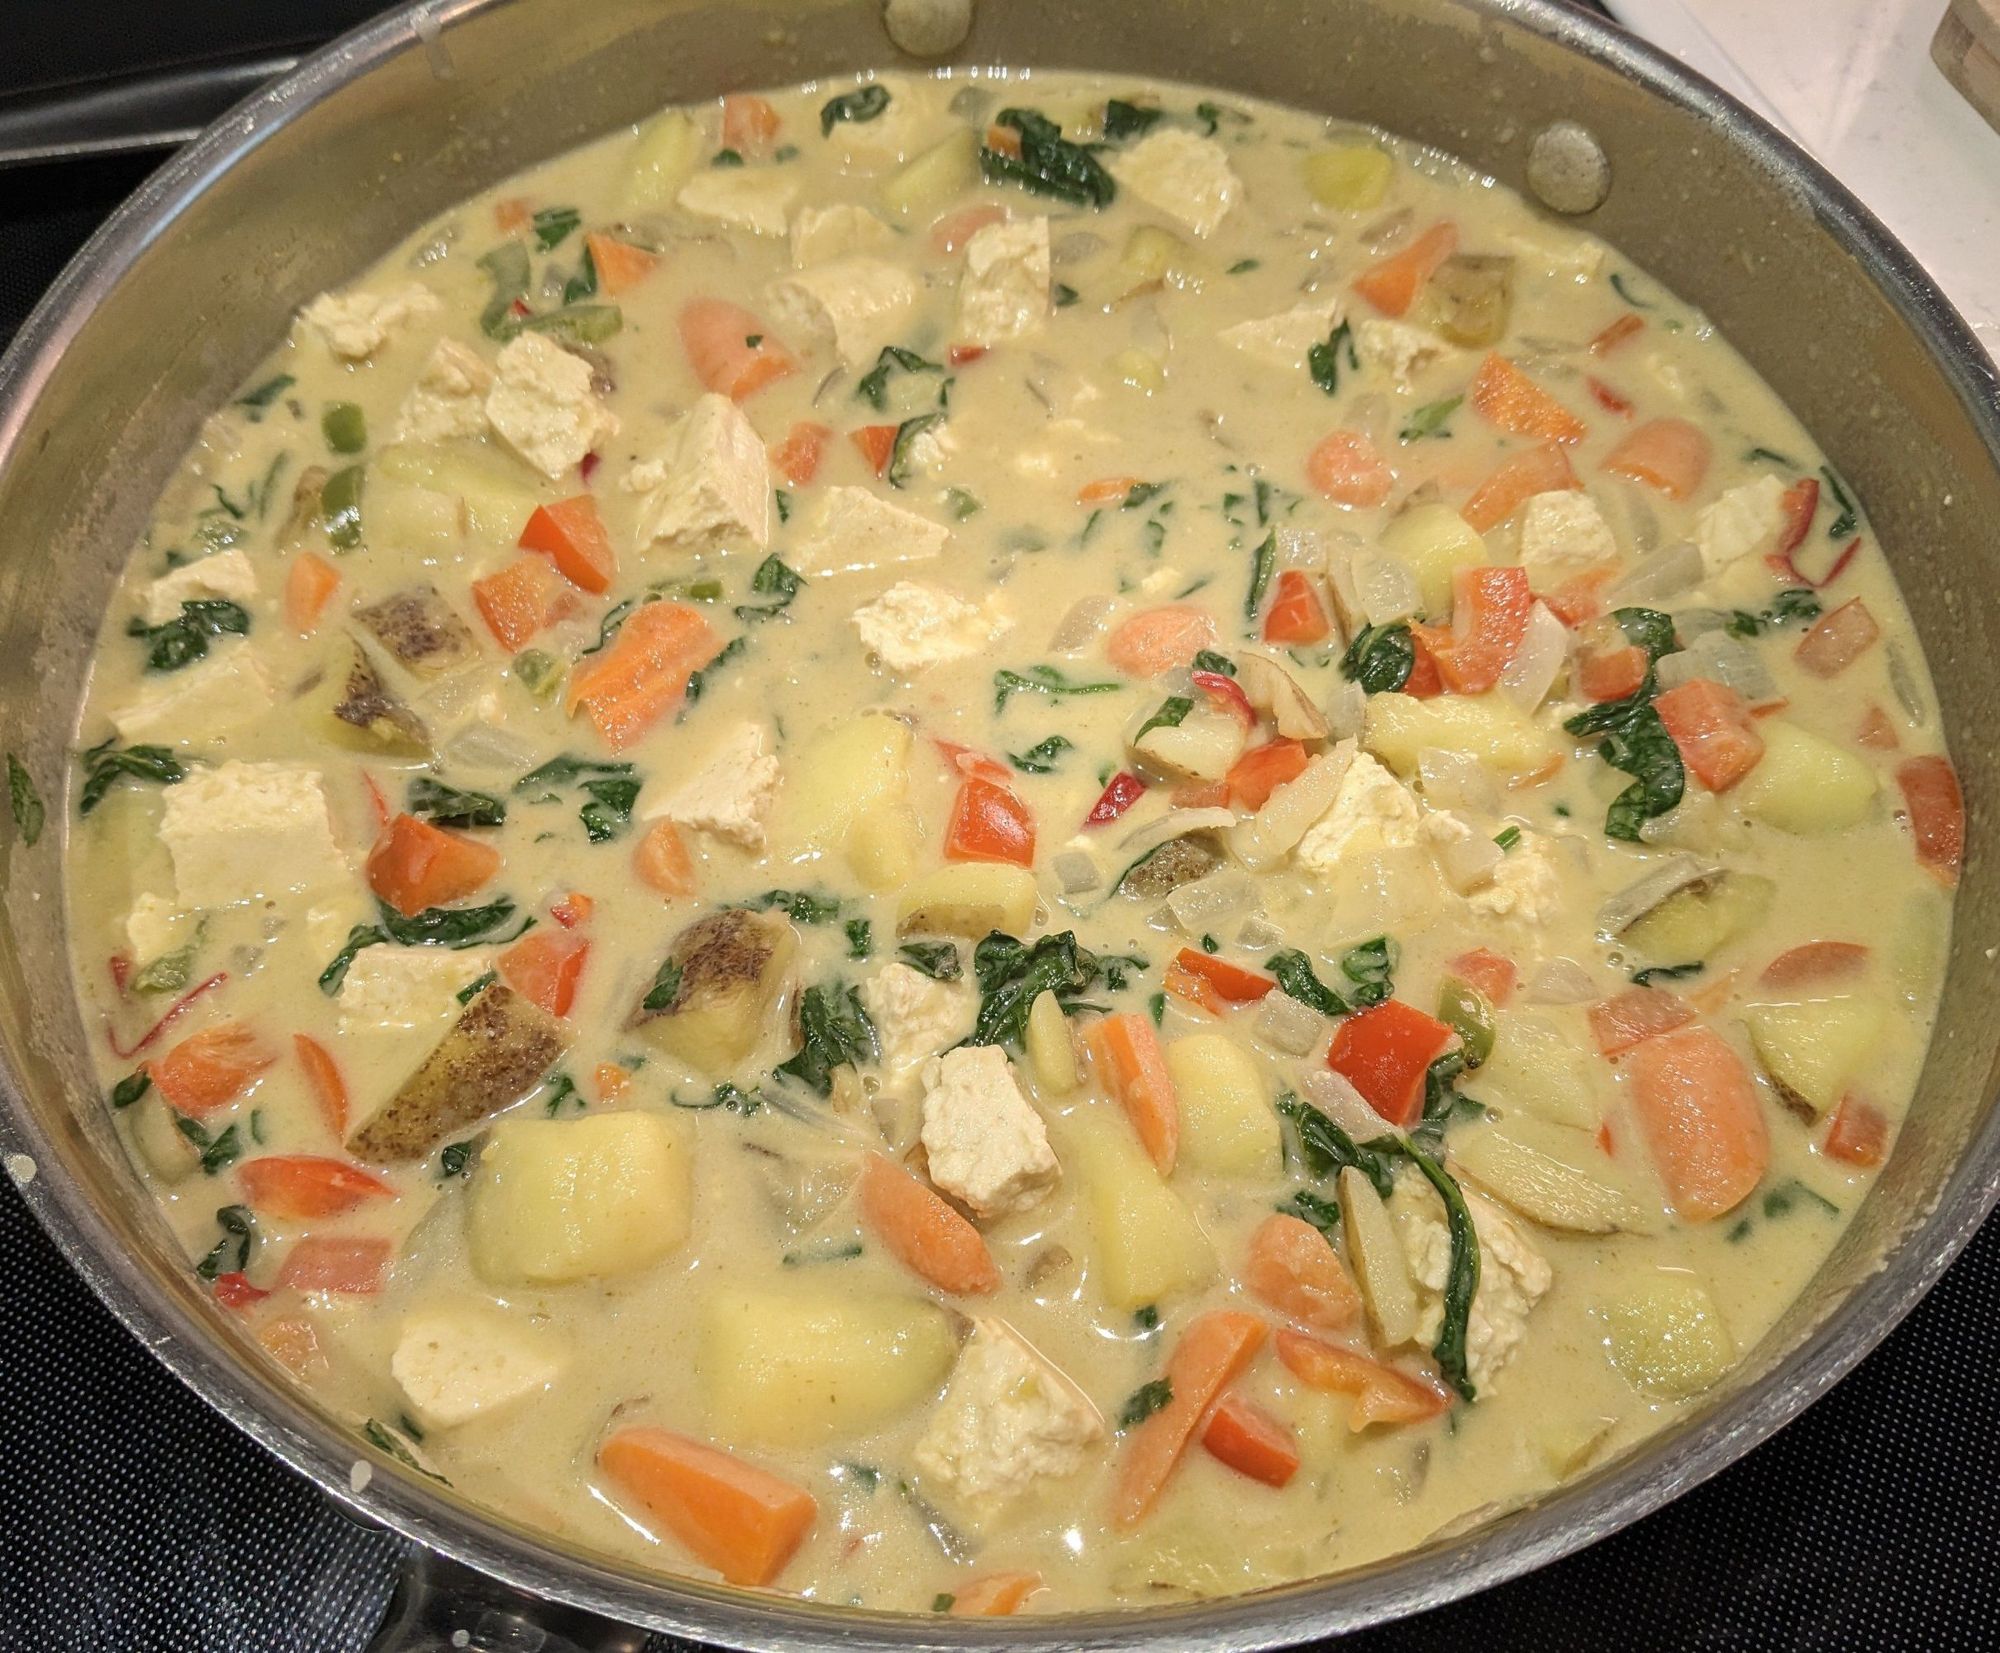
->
xmin=364 ymin=1545 xmax=650 ymax=1653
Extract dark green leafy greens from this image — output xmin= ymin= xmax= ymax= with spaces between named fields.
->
xmin=746 ymin=889 xmax=842 ymax=924
xmin=531 ymin=205 xmax=581 ymax=250
xmin=642 ymin=958 xmax=684 ymax=1013
xmin=855 ymin=346 xmax=943 ymax=412
xmin=1267 ymin=949 xmax=1348 ymax=1018
xmin=1820 ymin=465 xmax=1859 ymax=540
xmin=1243 ymin=531 xmax=1277 ymax=621
xmin=775 ymin=983 xmax=877 ymax=1095
xmin=885 ymin=414 xmax=944 ymax=489
xmin=317 ymin=899 xmax=530 ymax=994
xmin=1400 ymin=395 xmax=1463 ymax=442
xmin=77 ymin=739 xmax=185 ymax=816
xmin=7 ymin=755 xmax=43 ymax=846
xmin=1341 ymin=622 xmax=1416 ymax=694
xmin=682 ymin=634 xmax=749 ymax=710
xmin=898 ymin=941 xmax=961 ymax=981
xmin=1118 ymin=1378 xmax=1174 ymax=1429
xmin=110 ymin=1071 xmax=152 ymax=1111
xmin=820 ymin=84 xmax=891 ymax=135
xmin=234 ymin=374 xmax=294 ymax=420
xmin=980 ymin=108 xmax=1117 ymax=208
xmin=126 ymin=599 xmax=251 ymax=673
xmin=407 ymin=778 xmax=506 ymax=829
xmin=1340 ymin=935 xmax=1397 ymax=1008
xmin=1102 ymin=99 xmax=1163 ymax=141
xmin=1308 ymin=321 xmax=1357 ymax=396
xmin=1133 ymin=696 xmax=1193 ymax=741
xmin=965 ymin=930 xmax=1142 ymax=1049
xmin=1278 ymin=1186 xmax=1342 ymax=1237
xmin=993 ymin=663 xmax=1121 ymax=715
xmin=1009 ymin=735 xmax=1073 ymax=774
xmin=175 ymin=1115 xmax=243 ymax=1175
xmin=194 ymin=1204 xmax=256 ymax=1281
xmin=1726 ymin=587 xmax=1822 ymax=637
xmin=1562 ymin=608 xmax=1685 ymax=841
xmin=845 ymin=918 xmax=872 ymax=961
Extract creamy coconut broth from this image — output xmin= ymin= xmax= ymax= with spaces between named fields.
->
xmin=61 ymin=69 xmax=1963 ymax=1612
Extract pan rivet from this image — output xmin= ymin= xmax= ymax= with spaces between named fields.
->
xmin=1528 ymin=120 xmax=1611 ymax=215
xmin=885 ymin=0 xmax=974 ymax=57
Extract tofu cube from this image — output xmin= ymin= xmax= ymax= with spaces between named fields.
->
xmin=159 ymin=761 xmax=346 ymax=908
xmin=1296 ymin=750 xmax=1423 ymax=873
xmin=393 ymin=339 xmax=494 ymax=445
xmin=484 ymin=332 xmax=618 ymax=480
xmin=298 ymin=281 xmax=441 ymax=359
xmin=1111 ymin=129 xmax=1241 ymax=237
xmin=1221 ymin=299 xmax=1343 ymax=370
xmin=1517 ymin=489 xmax=1618 ymax=573
xmin=1355 ymin=317 xmax=1450 ymax=385
xmin=144 ymin=548 xmax=259 ymax=625
xmin=648 ymin=722 xmax=780 ymax=850
xmin=956 ymin=216 xmax=1051 ymax=346
xmin=790 ymin=203 xmax=899 ymax=266
xmin=338 ymin=945 xmax=495 ymax=1034
xmin=675 ymin=167 xmax=799 ymax=236
xmin=391 ymin=1304 xmax=566 ymax=1430
xmin=860 ymin=962 xmax=972 ymax=1076
xmin=1695 ymin=474 xmax=1788 ymax=575
xmin=918 ymin=1044 xmax=1060 ymax=1219
xmin=791 ymin=485 xmax=949 ymax=576
xmin=625 ymin=392 xmax=771 ymax=553
xmin=768 ymin=257 xmax=916 ymax=368
xmin=1468 ymin=831 xmax=1566 ymax=924
xmin=912 ymin=1317 xmax=1105 ymax=1513
xmin=851 ymin=580 xmax=1009 ymax=673
xmin=1400 ymin=1185 xmax=1551 ymax=1396
xmin=126 ymin=893 xmax=194 ymax=965
xmin=111 ymin=643 xmax=274 ymax=747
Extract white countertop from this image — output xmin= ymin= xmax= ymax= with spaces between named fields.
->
xmin=1612 ymin=0 xmax=2000 ymax=358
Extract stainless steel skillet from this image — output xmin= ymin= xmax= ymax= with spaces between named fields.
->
xmin=1 ymin=2 xmax=1996 ymax=1647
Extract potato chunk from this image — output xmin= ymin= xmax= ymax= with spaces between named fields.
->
xmin=1376 ymin=502 xmax=1486 ymax=618
xmin=306 ymin=632 xmax=430 ymax=757
xmin=1735 ymin=720 xmax=1878 ymax=834
xmin=770 ymin=713 xmax=912 ymax=857
xmin=1746 ymin=995 xmax=1887 ymax=1117
xmin=1365 ymin=692 xmax=1564 ymax=779
xmin=1161 ymin=1034 xmax=1280 ymax=1177
xmin=631 ymin=910 xmax=796 ymax=1072
xmin=391 ymin=1303 xmax=566 ymax=1429
xmin=467 ymin=1112 xmax=693 ymax=1286
xmin=355 ymin=585 xmax=481 ymax=679
xmin=1603 ymin=1276 xmax=1735 ymax=1397
xmin=896 ymin=862 xmax=1038 ymax=936
xmin=1065 ymin=1110 xmax=1215 ymax=1310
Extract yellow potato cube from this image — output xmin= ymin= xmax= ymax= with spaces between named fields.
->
xmin=1735 ymin=720 xmax=1878 ymax=835
xmin=1377 ymin=502 xmax=1486 ymax=618
xmin=1162 ymin=1033 xmax=1279 ymax=1177
xmin=1303 ymin=144 xmax=1394 ymax=211
xmin=1603 ymin=1276 xmax=1735 ymax=1398
xmin=1066 ymin=1110 xmax=1215 ymax=1310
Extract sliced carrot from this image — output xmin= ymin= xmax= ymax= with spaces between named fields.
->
xmin=1445 ymin=947 xmax=1517 ymax=1007
xmin=1405 ymin=625 xmax=1446 ymax=697
xmin=771 ymin=420 xmax=832 ymax=487
xmin=948 ymin=1571 xmax=1043 ymax=1616
xmin=471 ymin=556 xmax=580 ymax=651
xmin=984 ymin=123 xmax=1023 ymax=160
xmin=1856 ymin=705 xmax=1901 ymax=752
xmin=366 ymin=813 xmax=503 ymax=918
xmin=721 ymin=93 xmax=781 ymax=155
xmin=583 ymin=231 xmax=660 ymax=296
xmin=1170 ymin=779 xmax=1230 ymax=810
xmin=857 ymin=1152 xmax=1000 ymax=1295
xmin=494 ymin=197 xmax=530 ymax=234
xmin=932 ymin=737 xmax=1014 ymax=786
xmin=851 ymin=423 xmax=898 ymax=476
xmin=1461 ymin=440 xmax=1578 ymax=532
xmin=931 ymin=203 xmax=1008 ymax=254
xmin=1351 ymin=221 xmax=1458 ymax=317
xmin=566 ymin=600 xmax=721 ymax=751
xmin=1601 ymin=417 xmax=1712 ymax=499
xmin=1897 ymin=754 xmax=1964 ymax=886
xmin=238 ymin=1155 xmax=395 ymax=1220
xmin=1089 ymin=1013 xmax=1180 ymax=1176
xmin=1469 ymin=354 xmax=1588 ymax=445
xmin=150 ymin=1023 xmax=274 ymax=1118
xmin=1244 ymin=1212 xmax=1361 ymax=1331
xmin=498 ymin=929 xmax=591 ymax=1017
xmin=293 ymin=1033 xmax=349 ymax=1138
xmin=1200 ymin=1391 xmax=1301 ymax=1488
xmin=258 ymin=1314 xmax=325 ymax=1375
xmin=1173 ymin=949 xmax=1276 ymax=1004
xmin=1262 ymin=570 xmax=1332 ymax=644
xmin=944 ymin=776 xmax=1037 ymax=868
xmin=1794 ymin=597 xmax=1880 ymax=678
xmin=1822 ymin=1095 xmax=1890 ymax=1168
xmin=1105 ymin=605 xmax=1218 ymax=677
xmin=599 ymin=1427 xmax=817 ymax=1587
xmin=284 ymin=551 xmax=341 ymax=632
xmin=1541 ymin=565 xmax=1614 ymax=627
xmin=1760 ymin=941 xmax=1869 ymax=989
xmin=678 ymin=298 xmax=796 ymax=401
xmin=635 ymin=817 xmax=698 ymax=897
xmin=1305 ymin=429 xmax=1394 ymax=507
xmin=1326 ymin=1000 xmax=1455 ymax=1128
xmin=1164 ymin=959 xmax=1224 ymax=1016
xmin=1226 ymin=738 xmax=1310 ymax=811
xmin=1274 ymin=1330 xmax=1450 ymax=1429
xmin=1587 ymin=986 xmax=1695 ymax=1056
xmin=1620 ymin=1024 xmax=1770 ymax=1221
xmin=278 ymin=1235 xmax=392 ymax=1296
xmin=1078 ymin=475 xmax=1145 ymax=506
xmin=1653 ymin=677 xmax=1765 ymax=792
xmin=1111 ymin=1309 xmax=1268 ymax=1527
xmin=948 ymin=343 xmax=987 ymax=367
xmin=593 ymin=1061 xmax=632 ymax=1102
xmin=1432 ymin=565 xmax=1533 ymax=694
xmin=1577 ymin=642 xmax=1649 ymax=703
xmin=519 ymin=495 xmax=616 ymax=595
xmin=1588 ymin=312 xmax=1645 ymax=355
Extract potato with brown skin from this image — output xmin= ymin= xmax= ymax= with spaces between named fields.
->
xmin=1118 ymin=835 xmax=1223 ymax=899
xmin=632 ymin=909 xmax=797 ymax=1071
xmin=304 ymin=631 xmax=430 ymax=756
xmin=355 ymin=585 xmax=481 ymax=678
xmin=349 ymin=982 xmax=568 ymax=1162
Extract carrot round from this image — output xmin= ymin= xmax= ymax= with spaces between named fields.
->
xmin=1244 ymin=1212 xmax=1362 ymax=1331
xmin=1576 ymin=642 xmax=1650 ymax=704
xmin=1469 ymin=354 xmax=1588 ymax=445
xmin=1200 ymin=1390 xmax=1300 ymax=1487
xmin=771 ymin=420 xmax=831 ymax=487
xmin=366 ymin=814 xmax=503 ymax=918
xmin=1432 ymin=565 xmax=1532 ymax=694
xmin=599 ymin=1426 xmax=817 ymax=1587
xmin=1587 ymin=986 xmax=1696 ymax=1056
xmin=1351 ymin=220 xmax=1458 ymax=317
xmin=856 ymin=1152 xmax=1000 ymax=1295
xmin=1305 ymin=430 xmax=1393 ymax=507
xmin=566 ymin=601 xmax=721 ymax=751
xmin=1896 ymin=754 xmax=1963 ymax=886
xmin=150 ymin=1022 xmax=274 ymax=1118
xmin=278 ymin=1235 xmax=392 ymax=1295
xmin=1088 ymin=1013 xmax=1180 ymax=1176
xmin=519 ymin=495 xmax=616 ymax=595
xmin=1822 ymin=1095 xmax=1890 ymax=1168
xmin=1600 ymin=417 xmax=1712 ymax=499
xmin=721 ymin=93 xmax=781 ymax=155
xmin=498 ymin=929 xmax=591 ymax=1018
xmin=1105 ymin=604 xmax=1217 ymax=677
xmin=678 ymin=298 xmax=796 ymax=401
xmin=293 ymin=1033 xmax=349 ymax=1138
xmin=634 ymin=817 xmax=698 ymax=897
xmin=1619 ymin=1024 xmax=1770 ymax=1221
xmin=1111 ymin=1309 xmax=1267 ymax=1527
xmin=850 ymin=423 xmax=898 ymax=476
xmin=283 ymin=551 xmax=341 ymax=632
xmin=1274 ymin=1329 xmax=1450 ymax=1428
xmin=1077 ymin=475 xmax=1144 ymax=506
xmin=238 ymin=1155 xmax=394 ymax=1220
xmin=948 ymin=1571 xmax=1043 ymax=1616
xmin=1226 ymin=738 xmax=1310 ymax=811
xmin=1760 ymin=941 xmax=1869 ymax=989
xmin=1461 ymin=439 xmax=1577 ymax=532
xmin=1444 ymin=947 xmax=1517 ymax=1008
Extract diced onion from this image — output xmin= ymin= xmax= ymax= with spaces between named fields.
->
xmin=1596 ymin=854 xmax=1719 ymax=938
xmin=1298 ymin=1065 xmax=1395 ymax=1136
xmin=1417 ymin=746 xmax=1500 ymax=814
xmin=1657 ymin=629 xmax=1779 ymax=707
xmin=1434 ymin=824 xmax=1503 ymax=893
xmin=1231 ymin=747 xmax=1354 ymax=870
xmin=1523 ymin=956 xmax=1600 ymax=1004
xmin=1165 ymin=868 xmax=1260 ymax=933
xmin=1255 ymin=992 xmax=1328 ymax=1056
xmin=1274 ymin=525 xmax=1325 ymax=572
xmin=1673 ymin=607 xmax=1731 ymax=640
xmin=1049 ymin=595 xmax=1113 ymax=654
xmin=1234 ymin=914 xmax=1284 ymax=950
xmin=1324 ymin=677 xmax=1367 ymax=741
xmin=442 ymin=720 xmax=540 ymax=773
xmin=1887 ymin=642 xmax=1928 ymax=726
xmin=1052 ymin=849 xmax=1102 ymax=895
xmin=1356 ymin=553 xmax=1421 ymax=626
xmin=1119 ymin=807 xmax=1238 ymax=853
xmin=1604 ymin=539 xmax=1704 ymax=606
xmin=1498 ymin=601 xmax=1569 ymax=713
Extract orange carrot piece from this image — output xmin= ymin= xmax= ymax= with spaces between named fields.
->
xmin=1445 ymin=947 xmax=1518 ymax=1008
xmin=1461 ymin=440 xmax=1578 ymax=532
xmin=1305 ymin=428 xmax=1395 ymax=506
xmin=678 ymin=298 xmax=796 ymax=400
xmin=566 ymin=601 xmax=721 ymax=751
xmin=471 ymin=556 xmax=579 ymax=652
xmin=771 ymin=420 xmax=832 ymax=486
xmin=258 ymin=1314 xmax=326 ymax=1375
xmin=293 ymin=1033 xmax=349 ymax=1138
xmin=634 ymin=817 xmax=699 ymax=897
xmin=1760 ymin=941 xmax=1869 ymax=989
xmin=549 ymin=891 xmax=594 ymax=929
xmin=1620 ymin=1024 xmax=1770 ymax=1221
xmin=1432 ymin=564 xmax=1533 ymax=694
xmin=151 ymin=1023 xmax=274 ymax=1118
xmin=931 ymin=203 xmax=1008 ymax=253
xmin=1088 ymin=1013 xmax=1180 ymax=1176
xmin=1653 ymin=677 xmax=1766 ymax=792
xmin=1200 ymin=1391 xmax=1301 ymax=1487
xmin=1077 ymin=475 xmax=1145 ymax=506
xmin=1601 ymin=417 xmax=1713 ymax=499
xmin=1226 ymin=738 xmax=1311 ymax=811
xmin=498 ymin=929 xmax=591 ymax=1018
xmin=1469 ymin=354 xmax=1588 ymax=445
xmin=721 ymin=93 xmax=782 ymax=155
xmin=1541 ymin=564 xmax=1614 ymax=626
xmin=1163 ymin=959 xmax=1224 ymax=1016
xmin=1261 ymin=570 xmax=1331 ymax=644
xmin=1823 ymin=1095 xmax=1890 ymax=1168
xmin=1172 ymin=949 xmax=1276 ymax=1004
xmin=943 ymin=776 xmax=1037 ymax=868
xmin=1244 ymin=1212 xmax=1362 ymax=1331
xmin=238 ymin=1155 xmax=395 ymax=1220
xmin=1274 ymin=1329 xmax=1450 ymax=1428
xmin=1111 ymin=1309 xmax=1267 ymax=1526
xmin=494 ymin=197 xmax=530 ymax=234
xmin=856 ymin=1152 xmax=1001 ymax=1295
xmin=599 ymin=1427 xmax=817 ymax=1587
xmin=284 ymin=551 xmax=341 ymax=632
xmin=1589 ymin=312 xmax=1645 ymax=355
xmin=1794 ymin=597 xmax=1880 ymax=678
xmin=1105 ymin=604 xmax=1218 ymax=677
xmin=1326 ymin=1000 xmax=1455 ymax=1128
xmin=1577 ymin=642 xmax=1649 ymax=703
xmin=592 ymin=1061 xmax=632 ymax=1102
xmin=519 ymin=495 xmax=616 ymax=595
xmin=1897 ymin=754 xmax=1964 ymax=886
xmin=278 ymin=1235 xmax=392 ymax=1296
xmin=850 ymin=423 xmax=898 ymax=476
xmin=948 ymin=1571 xmax=1043 ymax=1616
xmin=1351 ymin=221 xmax=1458 ymax=317
xmin=1856 ymin=704 xmax=1900 ymax=751
xmin=1587 ymin=986 xmax=1695 ymax=1055
xmin=583 ymin=231 xmax=660 ymax=296
xmin=366 ymin=813 xmax=503 ymax=918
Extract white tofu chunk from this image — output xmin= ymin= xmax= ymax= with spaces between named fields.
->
xmin=914 ymin=1317 xmax=1104 ymax=1513
xmin=768 ymin=257 xmax=917 ymax=368
xmin=1296 ymin=750 xmax=1423 ymax=873
xmin=391 ymin=1304 xmax=566 ymax=1430
xmin=918 ymin=1044 xmax=1060 ymax=1219
xmin=825 ymin=89 xmax=933 ymax=168
xmin=1356 ymin=317 xmax=1449 ymax=385
xmin=956 ymin=216 xmax=1051 ymax=346
xmin=1517 ymin=489 xmax=1618 ymax=573
xmin=649 ymin=722 xmax=780 ymax=850
xmin=392 ymin=339 xmax=494 ymax=445
xmin=675 ymin=167 xmax=799 ymax=236
xmin=144 ymin=548 xmax=259 ymax=624
xmin=338 ymin=946 xmax=495 ymax=1034
xmin=1221 ymin=298 xmax=1343 ymax=371
xmin=110 ymin=643 xmax=274 ymax=747
xmin=790 ymin=203 xmax=899 ymax=266
xmin=1469 ymin=832 xmax=1565 ymax=925
xmin=1694 ymin=474 xmax=1788 ymax=576
xmin=851 ymin=580 xmax=1009 ymax=673
xmin=1499 ymin=219 xmax=1606 ymax=281
xmin=791 ymin=485 xmax=949 ymax=576
xmin=1400 ymin=1186 xmax=1551 ymax=1396
xmin=860 ymin=962 xmax=972 ymax=1076
xmin=159 ymin=761 xmax=345 ymax=908
xmin=126 ymin=894 xmax=194 ymax=965
xmin=299 ymin=281 xmax=441 ymax=360
xmin=1111 ymin=129 xmax=1241 ymax=237
xmin=484 ymin=332 xmax=619 ymax=480
xmin=625 ymin=392 xmax=771 ymax=553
